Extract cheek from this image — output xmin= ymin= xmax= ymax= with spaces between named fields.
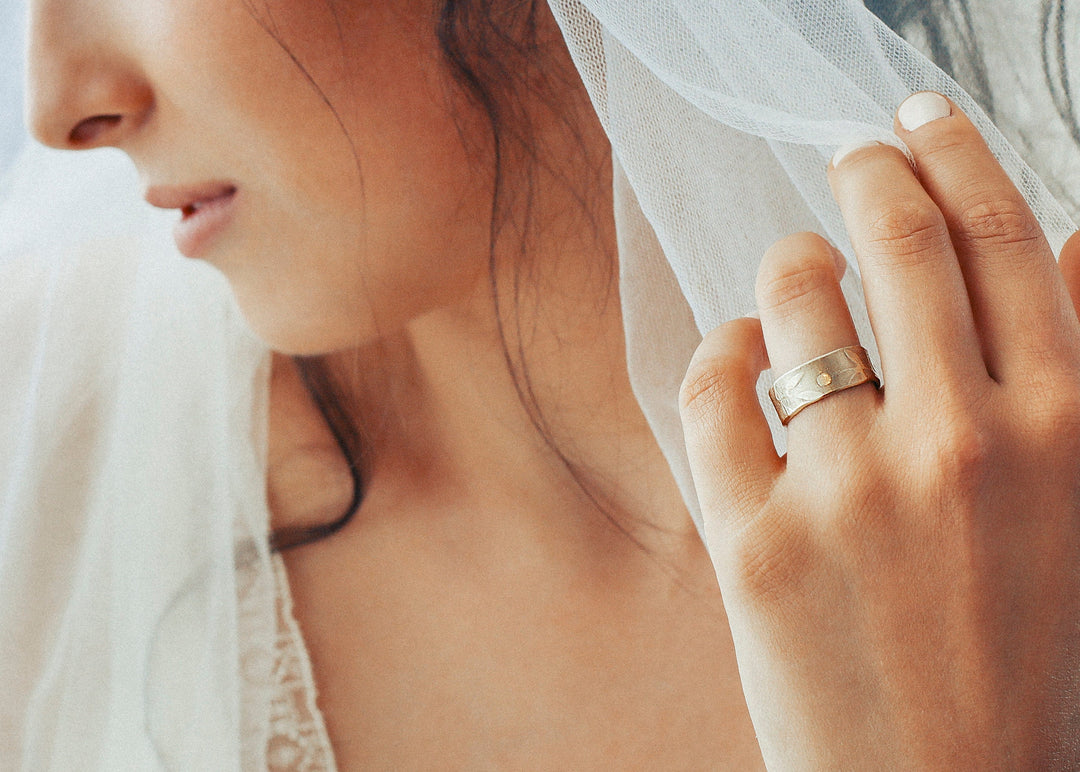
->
xmin=227 ymin=164 xmax=494 ymax=357
xmin=262 ymin=100 xmax=496 ymax=348
xmin=228 ymin=247 xmax=492 ymax=357
xmin=189 ymin=0 xmax=499 ymax=353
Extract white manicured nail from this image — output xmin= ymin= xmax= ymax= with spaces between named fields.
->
xmin=830 ymin=140 xmax=881 ymax=168
xmin=745 ymin=309 xmax=760 ymax=320
xmin=898 ymin=91 xmax=951 ymax=131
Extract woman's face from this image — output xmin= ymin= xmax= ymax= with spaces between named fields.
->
xmin=26 ymin=0 xmax=495 ymax=354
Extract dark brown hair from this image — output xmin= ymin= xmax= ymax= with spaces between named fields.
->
xmin=265 ymin=0 xmax=621 ymax=552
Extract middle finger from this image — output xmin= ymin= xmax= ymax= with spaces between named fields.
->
xmin=893 ymin=92 xmax=1076 ymax=382
xmin=828 ymin=139 xmax=987 ymax=397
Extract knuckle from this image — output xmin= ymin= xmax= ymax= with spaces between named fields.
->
xmin=863 ymin=200 xmax=951 ymax=264
xmin=953 ymin=197 xmax=1046 ymax=253
xmin=755 ymin=236 xmax=837 ymax=315
xmin=727 ymin=512 xmax=816 ymax=608
xmin=927 ymin=417 xmax=993 ymax=486
xmin=1030 ymin=407 xmax=1080 ymax=451
xmin=1018 ymin=378 xmax=1080 ymax=444
xmin=679 ymin=355 xmax=741 ymax=419
xmin=915 ymin=132 xmax=972 ymax=167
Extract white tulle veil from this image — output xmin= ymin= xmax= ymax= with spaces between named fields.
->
xmin=2 ymin=0 xmax=1078 ymax=768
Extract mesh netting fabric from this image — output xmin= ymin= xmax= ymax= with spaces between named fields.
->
xmin=3 ymin=0 xmax=1080 ymax=768
xmin=548 ymin=0 xmax=1078 ymax=533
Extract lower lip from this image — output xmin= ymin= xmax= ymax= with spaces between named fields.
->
xmin=172 ymin=188 xmax=238 ymax=259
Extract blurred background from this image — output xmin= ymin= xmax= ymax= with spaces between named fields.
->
xmin=1 ymin=0 xmax=26 ymax=174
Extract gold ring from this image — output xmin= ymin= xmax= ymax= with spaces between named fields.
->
xmin=768 ymin=345 xmax=880 ymax=425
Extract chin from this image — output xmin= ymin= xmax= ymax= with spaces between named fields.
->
xmin=228 ymin=295 xmax=361 ymax=358
xmin=251 ymin=320 xmax=366 ymax=357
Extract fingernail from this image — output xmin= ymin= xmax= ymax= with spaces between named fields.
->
xmin=830 ymin=140 xmax=881 ymax=168
xmin=898 ymin=91 xmax=951 ymax=132
xmin=745 ymin=309 xmax=760 ymax=320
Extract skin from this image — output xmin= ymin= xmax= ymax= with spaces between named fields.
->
xmin=27 ymin=0 xmax=762 ymax=767
xmin=682 ymin=100 xmax=1080 ymax=767
xmin=26 ymin=0 xmax=1080 ymax=767
xmin=28 ymin=0 xmax=498 ymax=355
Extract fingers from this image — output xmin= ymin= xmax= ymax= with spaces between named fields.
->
xmin=754 ymin=231 xmax=878 ymax=439
xmin=755 ymin=232 xmax=853 ymax=374
xmin=683 ymin=92 xmax=1075 ymax=530
xmin=680 ymin=317 xmax=780 ymax=524
xmin=827 ymin=134 xmax=986 ymax=395
xmin=892 ymin=92 xmax=1076 ymax=380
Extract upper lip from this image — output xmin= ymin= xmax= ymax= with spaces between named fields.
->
xmin=144 ymin=182 xmax=237 ymax=213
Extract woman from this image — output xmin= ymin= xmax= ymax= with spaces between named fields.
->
xmin=6 ymin=0 xmax=1080 ymax=768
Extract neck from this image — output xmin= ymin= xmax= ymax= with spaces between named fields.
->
xmin=329 ymin=121 xmax=699 ymax=563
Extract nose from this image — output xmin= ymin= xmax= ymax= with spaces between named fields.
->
xmin=25 ymin=2 xmax=153 ymax=150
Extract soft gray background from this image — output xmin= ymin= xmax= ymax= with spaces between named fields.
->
xmin=1 ymin=0 xmax=26 ymax=173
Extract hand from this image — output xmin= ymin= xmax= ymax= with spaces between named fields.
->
xmin=679 ymin=92 xmax=1080 ymax=770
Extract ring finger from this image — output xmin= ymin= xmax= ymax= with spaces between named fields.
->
xmin=756 ymin=231 xmax=878 ymax=443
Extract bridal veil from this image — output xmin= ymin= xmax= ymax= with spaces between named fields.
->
xmin=1 ymin=0 xmax=1077 ymax=768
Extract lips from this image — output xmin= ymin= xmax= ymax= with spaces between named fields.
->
xmin=145 ymin=182 xmax=238 ymax=259
xmin=145 ymin=181 xmax=237 ymax=212
xmin=182 ymin=196 xmax=223 ymax=219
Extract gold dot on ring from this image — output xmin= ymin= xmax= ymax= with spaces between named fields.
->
xmin=816 ymin=372 xmax=833 ymax=387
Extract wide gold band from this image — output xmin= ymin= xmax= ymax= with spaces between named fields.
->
xmin=768 ymin=345 xmax=880 ymax=425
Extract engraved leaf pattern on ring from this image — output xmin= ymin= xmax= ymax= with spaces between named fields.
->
xmin=773 ymin=347 xmax=876 ymax=413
